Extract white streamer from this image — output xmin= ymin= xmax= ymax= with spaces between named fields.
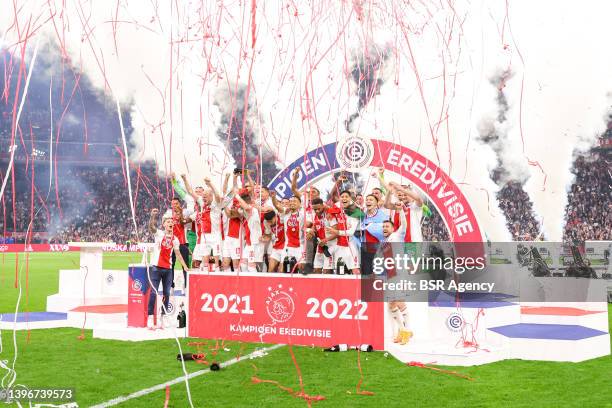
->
xmin=0 ymin=36 xmax=41 ymax=404
xmin=115 ymin=98 xmax=139 ymax=238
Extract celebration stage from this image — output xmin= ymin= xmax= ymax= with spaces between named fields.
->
xmin=1 ymin=252 xmax=609 ymax=365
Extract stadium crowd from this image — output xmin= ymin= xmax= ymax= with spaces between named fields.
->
xmin=563 ymin=151 xmax=612 ymax=242
xmin=0 ymin=165 xmax=169 ymax=244
xmin=497 ymin=181 xmax=541 ymax=241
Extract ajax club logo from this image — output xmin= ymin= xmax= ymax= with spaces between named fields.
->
xmin=265 ymin=284 xmax=295 ymax=323
xmin=335 ymin=134 xmax=374 ymax=169
xmin=446 ymin=312 xmax=464 ymax=332
xmin=132 ymin=279 xmax=143 ymax=292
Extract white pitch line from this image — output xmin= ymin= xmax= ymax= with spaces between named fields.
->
xmin=90 ymin=344 xmax=284 ymax=408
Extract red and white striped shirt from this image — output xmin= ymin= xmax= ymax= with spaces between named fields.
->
xmin=392 ymin=202 xmax=423 ymax=242
xmin=283 ymin=209 xmax=305 ymax=248
xmin=151 ymin=230 xmax=180 ymax=269
xmin=264 ymin=217 xmax=286 ymax=250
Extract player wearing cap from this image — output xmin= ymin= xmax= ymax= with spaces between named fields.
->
xmin=147 ymin=208 xmax=189 ymax=330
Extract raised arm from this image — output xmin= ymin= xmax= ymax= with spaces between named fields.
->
xmin=245 ymin=170 xmax=255 ymax=190
xmin=290 ymin=169 xmax=302 ymax=200
xmin=328 ymin=174 xmax=347 ymax=203
xmin=222 ymin=173 xmax=231 ymax=196
xmin=376 ymin=168 xmax=388 ymax=195
xmin=148 ymin=208 xmax=159 ymax=234
xmin=169 ymin=172 xmax=187 ymax=201
xmin=180 ymin=174 xmax=198 ymax=201
xmin=205 ymin=177 xmax=222 ymax=204
xmin=232 ymin=173 xmax=238 ymax=191
xmin=270 ymin=191 xmax=285 ymax=214
xmin=383 ymin=185 xmax=396 ymax=210
xmin=393 ymin=183 xmax=423 ymax=207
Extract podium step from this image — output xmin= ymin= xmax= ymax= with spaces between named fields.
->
xmin=487 ymin=323 xmax=610 ymax=362
xmin=66 ymin=304 xmax=128 ymax=329
xmin=71 ymin=304 xmax=127 ymax=313
xmin=47 ymin=295 xmax=126 ymax=313
xmin=489 ymin=323 xmax=606 ymax=340
xmin=428 ymin=291 xmax=517 ymax=309
xmin=0 ymin=312 xmax=69 ymax=330
xmin=520 ymin=306 xmax=608 ymax=331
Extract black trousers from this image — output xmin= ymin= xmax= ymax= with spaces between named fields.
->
xmin=171 ymin=243 xmax=190 ymax=288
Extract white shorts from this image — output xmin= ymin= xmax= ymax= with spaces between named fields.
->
xmin=332 ymin=245 xmax=360 ymax=270
xmin=222 ymin=236 xmax=242 ymax=260
xmin=313 ymin=252 xmax=333 ymax=269
xmin=194 ymin=234 xmax=221 ymax=258
xmin=269 ymin=247 xmax=285 ymax=262
xmin=284 ymin=246 xmax=306 ymax=264
xmin=253 ymin=242 xmax=269 ymax=263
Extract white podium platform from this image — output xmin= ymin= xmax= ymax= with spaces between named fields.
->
xmin=46 ymin=242 xmax=128 ymax=312
xmin=385 ymin=298 xmax=518 ymax=366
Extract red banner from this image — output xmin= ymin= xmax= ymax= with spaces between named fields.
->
xmin=188 ymin=273 xmax=384 ymax=349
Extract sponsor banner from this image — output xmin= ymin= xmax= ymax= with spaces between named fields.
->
xmin=188 ymin=273 xmax=384 ymax=349
xmin=0 ymin=244 xmax=73 ymax=252
xmin=100 ymin=243 xmax=149 ymax=253
xmin=0 ymin=243 xmax=148 ymax=253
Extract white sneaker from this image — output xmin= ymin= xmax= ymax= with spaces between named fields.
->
xmin=147 ymin=315 xmax=155 ymax=330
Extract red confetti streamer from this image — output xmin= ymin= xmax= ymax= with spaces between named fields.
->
xmin=407 ymin=361 xmax=474 ymax=381
xmin=163 ymin=385 xmax=170 ymax=408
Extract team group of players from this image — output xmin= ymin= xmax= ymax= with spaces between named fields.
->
xmin=147 ymin=168 xmax=424 ymax=341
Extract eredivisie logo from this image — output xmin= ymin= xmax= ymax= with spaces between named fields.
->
xmin=446 ymin=312 xmax=464 ymax=332
xmin=335 ymin=134 xmax=374 ymax=169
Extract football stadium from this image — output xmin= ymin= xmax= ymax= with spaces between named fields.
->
xmin=0 ymin=1 xmax=611 ymax=407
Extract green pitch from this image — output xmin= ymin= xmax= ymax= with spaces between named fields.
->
xmin=0 ymin=253 xmax=611 ymax=407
